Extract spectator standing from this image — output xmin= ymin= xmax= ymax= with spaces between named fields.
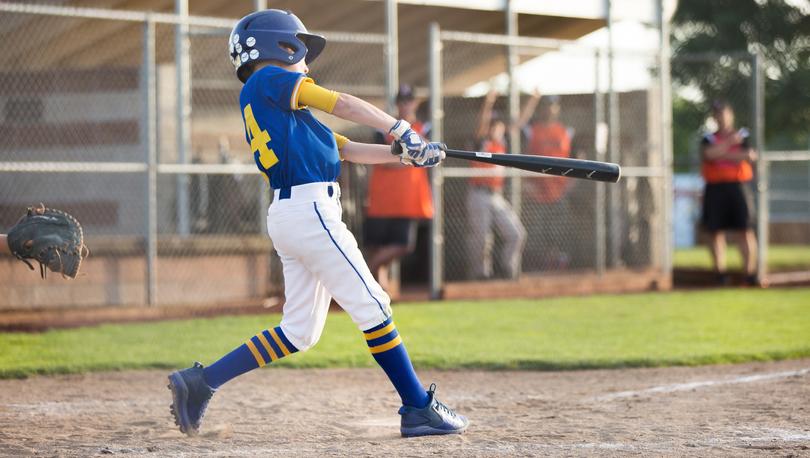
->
xmin=365 ymin=85 xmax=433 ymax=295
xmin=466 ymin=90 xmax=526 ymax=279
xmin=700 ymin=100 xmax=758 ymax=285
xmin=519 ymin=91 xmax=573 ymax=269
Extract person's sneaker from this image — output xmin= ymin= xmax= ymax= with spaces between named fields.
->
xmin=716 ymin=272 xmax=731 ymax=286
xmin=167 ymin=362 xmax=215 ymax=436
xmin=399 ymin=383 xmax=469 ymax=437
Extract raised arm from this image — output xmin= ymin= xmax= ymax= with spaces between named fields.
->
xmin=516 ymin=89 xmax=541 ymax=130
xmin=476 ymin=90 xmax=497 ymax=140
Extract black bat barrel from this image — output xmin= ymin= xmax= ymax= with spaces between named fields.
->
xmin=445 ymin=149 xmax=621 ymax=183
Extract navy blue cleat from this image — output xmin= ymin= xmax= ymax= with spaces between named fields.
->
xmin=167 ymin=362 xmax=215 ymax=436
xmin=399 ymin=383 xmax=469 ymax=437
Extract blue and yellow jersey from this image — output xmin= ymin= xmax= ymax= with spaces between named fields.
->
xmin=239 ymin=65 xmax=348 ymax=189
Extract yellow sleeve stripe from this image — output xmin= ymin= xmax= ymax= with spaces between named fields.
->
xmin=245 ymin=339 xmax=266 ymax=367
xmin=298 ymin=80 xmax=340 ymax=113
xmin=364 ymin=322 xmax=396 ymax=340
xmin=256 ymin=333 xmax=279 ymax=362
xmin=290 ymin=76 xmax=314 ymax=110
xmin=369 ymin=335 xmax=403 ymax=354
xmin=268 ymin=328 xmax=291 ymax=357
xmin=333 ymin=133 xmax=350 ymax=150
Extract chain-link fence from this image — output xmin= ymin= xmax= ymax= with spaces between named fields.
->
xmin=428 ymin=26 xmax=670 ymax=297
xmin=671 ymin=52 xmax=810 ymax=285
xmin=0 ymin=3 xmax=388 ymax=309
xmin=759 ymin=151 xmax=810 ymax=284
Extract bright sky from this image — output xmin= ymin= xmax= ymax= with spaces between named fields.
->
xmin=466 ymin=20 xmax=661 ymax=97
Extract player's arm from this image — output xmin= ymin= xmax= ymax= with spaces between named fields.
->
xmin=296 ymin=81 xmax=441 ymax=165
xmin=296 ymin=81 xmax=397 ymax=132
xmin=339 ymin=141 xmax=401 ymax=165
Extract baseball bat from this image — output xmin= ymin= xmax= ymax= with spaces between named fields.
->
xmin=444 ymin=149 xmax=621 ymax=183
xmin=390 ymin=142 xmax=621 ymax=183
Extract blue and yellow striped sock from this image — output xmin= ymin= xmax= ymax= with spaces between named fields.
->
xmin=202 ymin=326 xmax=298 ymax=389
xmin=364 ymin=318 xmax=430 ymax=408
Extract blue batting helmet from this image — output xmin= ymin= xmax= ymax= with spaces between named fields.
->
xmin=228 ymin=10 xmax=326 ymax=83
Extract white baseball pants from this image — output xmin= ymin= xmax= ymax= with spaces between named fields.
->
xmin=267 ymin=182 xmax=392 ymax=352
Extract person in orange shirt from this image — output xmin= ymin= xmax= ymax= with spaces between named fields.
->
xmin=365 ymin=85 xmax=434 ymax=293
xmin=466 ymin=90 xmax=526 ymax=279
xmin=700 ymin=100 xmax=758 ymax=285
xmin=519 ymin=92 xmax=572 ymax=203
xmin=518 ymin=91 xmax=573 ymax=270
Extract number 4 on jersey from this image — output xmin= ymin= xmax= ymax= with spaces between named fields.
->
xmin=243 ymin=104 xmax=278 ymax=170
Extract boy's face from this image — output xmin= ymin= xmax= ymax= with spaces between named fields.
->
xmin=712 ymin=106 xmax=734 ymax=130
xmin=397 ymin=99 xmax=418 ymax=120
xmin=281 ymin=44 xmax=309 ymax=74
xmin=287 ymin=59 xmax=309 ymax=74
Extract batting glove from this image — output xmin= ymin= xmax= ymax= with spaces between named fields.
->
xmin=389 ymin=119 xmax=427 ymax=162
xmin=412 ymin=142 xmax=446 ymax=168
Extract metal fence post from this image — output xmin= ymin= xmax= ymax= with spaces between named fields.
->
xmin=176 ymin=0 xmax=191 ymax=236
xmin=384 ymin=0 xmax=398 ymax=113
xmin=428 ymin=22 xmax=443 ymax=299
xmin=143 ymin=17 xmax=158 ymax=306
xmin=594 ymin=49 xmax=606 ymax=274
xmin=753 ymin=51 xmax=768 ymax=282
xmin=607 ymin=0 xmax=622 ymax=268
xmin=658 ymin=0 xmax=674 ymax=280
xmin=505 ymin=0 xmax=522 ymax=241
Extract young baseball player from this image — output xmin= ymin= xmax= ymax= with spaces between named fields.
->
xmin=167 ymin=9 xmax=468 ymax=438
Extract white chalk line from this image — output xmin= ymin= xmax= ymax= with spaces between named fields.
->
xmin=595 ymin=368 xmax=810 ymax=401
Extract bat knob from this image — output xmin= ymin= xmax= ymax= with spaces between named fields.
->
xmin=390 ymin=141 xmax=403 ymax=156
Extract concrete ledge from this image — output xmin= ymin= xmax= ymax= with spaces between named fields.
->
xmin=443 ymin=268 xmax=670 ymax=300
xmin=0 ymin=236 xmax=276 ymax=310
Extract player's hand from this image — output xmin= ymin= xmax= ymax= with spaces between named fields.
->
xmin=389 ymin=119 xmax=427 ymax=162
xmin=411 ymin=142 xmax=446 ymax=168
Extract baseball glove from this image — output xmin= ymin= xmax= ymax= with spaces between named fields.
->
xmin=7 ymin=204 xmax=88 ymax=279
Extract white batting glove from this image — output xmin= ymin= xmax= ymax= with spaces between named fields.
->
xmin=389 ymin=120 xmax=427 ymax=163
xmin=411 ymin=142 xmax=446 ymax=168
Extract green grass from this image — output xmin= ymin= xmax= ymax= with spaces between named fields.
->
xmin=674 ymin=244 xmax=810 ymax=271
xmin=1 ymin=288 xmax=809 ymax=378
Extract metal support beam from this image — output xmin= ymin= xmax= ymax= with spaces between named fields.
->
xmin=594 ymin=49 xmax=607 ymax=274
xmin=254 ymin=0 xmax=267 ymax=10
xmin=753 ymin=52 xmax=768 ymax=282
xmin=505 ymin=0 xmax=522 ymax=256
xmin=606 ymin=0 xmax=622 ymax=267
xmin=428 ymin=22 xmax=443 ymax=300
xmin=143 ymin=17 xmax=158 ymax=306
xmin=657 ymin=0 xmax=673 ymax=281
xmin=384 ymin=0 xmax=398 ymax=113
xmin=175 ymin=0 xmax=191 ymax=236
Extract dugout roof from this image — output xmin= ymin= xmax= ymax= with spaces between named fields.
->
xmin=0 ymin=0 xmax=616 ymax=95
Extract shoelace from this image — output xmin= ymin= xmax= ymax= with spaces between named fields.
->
xmin=435 ymin=400 xmax=457 ymax=418
xmin=427 ymin=384 xmax=458 ymax=419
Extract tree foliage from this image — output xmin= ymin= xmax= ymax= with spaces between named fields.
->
xmin=671 ymin=0 xmax=810 ymax=151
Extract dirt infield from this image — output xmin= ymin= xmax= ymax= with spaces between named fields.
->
xmin=1 ymin=360 xmax=808 ymax=457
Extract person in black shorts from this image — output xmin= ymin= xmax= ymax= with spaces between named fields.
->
xmin=700 ymin=101 xmax=758 ymax=285
xmin=364 ymin=85 xmax=434 ymax=296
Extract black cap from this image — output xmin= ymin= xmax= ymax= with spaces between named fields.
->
xmin=395 ymin=84 xmax=416 ymax=103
